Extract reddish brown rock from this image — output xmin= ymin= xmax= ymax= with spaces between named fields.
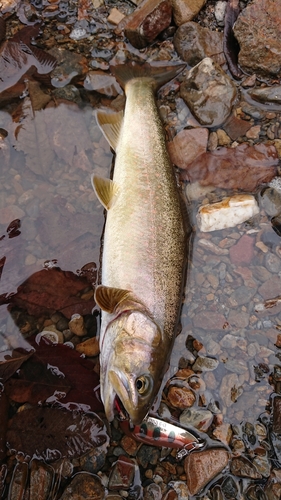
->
xmin=185 ymin=448 xmax=230 ymax=496
xmin=234 ymin=0 xmax=281 ymax=78
xmin=167 ymin=128 xmax=208 ymax=169
xmin=180 ymin=143 xmax=278 ymax=191
xmin=229 ymin=235 xmax=255 ymax=266
xmin=174 ymin=22 xmax=225 ymax=67
xmin=223 ymin=114 xmax=252 ymax=140
xmin=167 ymin=386 xmax=196 ymax=409
xmin=122 ymin=0 xmax=172 ymax=49
xmin=108 ymin=456 xmax=136 ymax=490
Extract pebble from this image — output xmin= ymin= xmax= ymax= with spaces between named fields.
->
xmin=171 ymin=0 xmax=206 ymax=26
xmin=69 ymin=314 xmax=87 ymax=336
xmin=229 ymin=235 xmax=255 ymax=266
xmin=167 ymin=386 xmax=196 ymax=409
xmin=75 ymin=336 xmax=100 ymax=357
xmin=59 ymin=473 xmax=105 ymax=499
xmin=192 ymin=355 xmax=219 ymax=372
xmin=230 ymin=456 xmax=262 ymax=479
xmin=174 ymin=22 xmax=224 ymax=67
xmin=108 ymin=456 xmax=136 ymax=490
xmin=179 ymin=408 xmax=213 ymax=431
xmin=167 ymin=128 xmax=208 ymax=169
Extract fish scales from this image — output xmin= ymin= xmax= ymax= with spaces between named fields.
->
xmin=92 ymin=63 xmax=187 ymax=424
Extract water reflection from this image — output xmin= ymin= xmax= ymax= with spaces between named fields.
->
xmin=0 ymin=97 xmax=281 ymax=497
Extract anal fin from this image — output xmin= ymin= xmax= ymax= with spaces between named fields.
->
xmin=91 ymin=175 xmax=119 ymax=210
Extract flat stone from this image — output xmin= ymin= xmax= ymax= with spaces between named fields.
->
xmin=174 ymin=22 xmax=225 ymax=67
xmin=179 ymin=143 xmax=278 ymax=191
xmin=264 ymin=252 xmax=281 ymax=274
xmin=273 ymin=397 xmax=281 ymax=434
xmin=167 ymin=128 xmax=208 ymax=169
xmin=192 ymin=355 xmax=219 ymax=372
xmin=234 ymin=0 xmax=281 ymax=78
xmin=185 ymin=448 xmax=230 ymax=496
xmin=230 ymin=456 xmax=262 ymax=479
xmin=223 ymin=115 xmax=252 ymax=140
xmin=123 ymin=0 xmax=172 ymax=49
xmin=193 ymin=310 xmax=226 ymax=330
xmin=69 ymin=314 xmax=86 ymax=336
xmin=212 ymin=423 xmax=232 ymax=446
xmin=108 ymin=456 xmax=136 ymax=490
xmin=167 ymin=386 xmax=196 ymax=409
xmin=0 ymin=205 xmax=25 ymax=224
xmin=259 ymin=275 xmax=281 ymax=300
xmin=228 ymin=309 xmax=249 ymax=328
xmin=229 ymin=235 xmax=255 ymax=266
xmin=251 ymin=266 xmax=272 ymax=283
xmin=171 ymin=0 xmax=206 ymax=26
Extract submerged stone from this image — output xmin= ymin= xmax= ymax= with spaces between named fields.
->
xmin=180 ymin=57 xmax=236 ymax=127
xmin=174 ymin=22 xmax=224 ymax=67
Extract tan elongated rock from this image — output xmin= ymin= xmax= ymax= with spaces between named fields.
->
xmin=171 ymin=0 xmax=206 ymax=26
xmin=197 ymin=194 xmax=259 ymax=232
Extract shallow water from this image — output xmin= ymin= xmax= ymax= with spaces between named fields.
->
xmin=0 ymin=79 xmax=280 ymax=499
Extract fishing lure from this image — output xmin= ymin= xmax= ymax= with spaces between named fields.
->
xmin=119 ymin=414 xmax=205 ymax=459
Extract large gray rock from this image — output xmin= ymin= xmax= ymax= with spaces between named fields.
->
xmin=234 ymin=0 xmax=281 ymax=78
xmin=180 ymin=57 xmax=237 ymax=127
xmin=174 ymin=21 xmax=225 ymax=67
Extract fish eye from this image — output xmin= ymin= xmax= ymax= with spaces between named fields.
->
xmin=136 ymin=376 xmax=151 ymax=395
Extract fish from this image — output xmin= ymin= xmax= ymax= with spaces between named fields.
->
xmin=92 ymin=61 xmax=188 ymax=425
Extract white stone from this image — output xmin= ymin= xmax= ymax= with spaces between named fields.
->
xmin=214 ymin=0 xmax=227 ymax=24
xmin=197 ymin=194 xmax=259 ymax=232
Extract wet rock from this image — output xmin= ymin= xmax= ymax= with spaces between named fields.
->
xmin=184 ymin=448 xmax=229 ymax=496
xmin=230 ymin=456 xmax=262 ymax=479
xmin=174 ymin=22 xmax=225 ymax=67
xmin=234 ymin=0 xmax=281 ymax=78
xmin=108 ymin=7 xmax=125 ymax=25
xmin=228 ymin=309 xmax=249 ymax=328
xmin=214 ymin=0 xmax=227 ymax=25
xmin=264 ymin=253 xmax=281 ymax=274
xmin=78 ymin=446 xmax=107 ymax=474
xmin=137 ymin=445 xmax=160 ymax=468
xmin=251 ymin=266 xmax=272 ymax=283
xmin=59 ymin=472 xmax=105 ymax=499
xmin=193 ymin=310 xmax=226 ymax=330
xmin=212 ymin=423 xmax=232 ymax=446
xmin=229 ymin=235 xmax=255 ymax=266
xmin=167 ymin=128 xmax=208 ymax=169
xmin=253 ymin=455 xmax=271 ymax=478
xmin=198 ymin=239 xmax=229 ymax=255
xmin=180 ymin=58 xmax=236 ymax=127
xmin=223 ymin=114 xmax=252 ymax=140
xmin=120 ymin=435 xmax=139 ymax=456
xmin=108 ymin=456 xmax=136 ymax=490
xmin=69 ymin=314 xmax=86 ymax=336
xmin=181 ymin=142 xmax=278 ymax=190
xmin=261 ymin=186 xmax=281 ymax=217
xmin=197 ymin=195 xmax=259 ymax=232
xmin=49 ymin=48 xmax=88 ymax=88
xmin=29 ymin=459 xmax=54 ymax=500
xmin=221 ymin=476 xmax=238 ymax=499
xmin=272 ymin=396 xmax=281 ymax=434
xmin=167 ymin=386 xmax=196 ymax=409
xmin=259 ymin=275 xmax=281 ymax=300
xmin=171 ymin=0 xmax=206 ymax=26
xmin=219 ymin=373 xmax=239 ymax=407
xmin=229 ymin=284 xmax=257 ymax=306
xmin=271 ymin=214 xmax=281 ymax=237
xmin=179 ymin=407 xmax=213 ymax=431
xmin=7 ymin=462 xmax=28 ymax=500
xmin=168 ymin=481 xmax=189 ymax=500
xmin=250 ymin=86 xmax=281 ymax=105
xmin=123 ymin=0 xmax=172 ymax=49
xmin=0 ymin=205 xmax=25 ymax=224
xmin=265 ymin=469 xmax=281 ymax=500
xmin=84 ymin=71 xmax=122 ymax=97
xmin=144 ymin=482 xmax=162 ymax=500
xmin=76 ymin=337 xmax=100 ymax=357
xmin=192 ymin=355 xmax=219 ymax=372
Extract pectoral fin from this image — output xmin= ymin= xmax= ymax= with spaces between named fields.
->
xmin=95 ymin=285 xmax=132 ymax=313
xmin=91 ymin=175 xmax=119 ymax=210
xmin=96 ymin=110 xmax=123 ymax=151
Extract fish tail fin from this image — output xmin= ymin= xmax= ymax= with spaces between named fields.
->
xmin=110 ymin=61 xmax=185 ymax=91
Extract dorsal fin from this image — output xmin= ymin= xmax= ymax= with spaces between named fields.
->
xmin=91 ymin=175 xmax=119 ymax=210
xmin=96 ymin=109 xmax=123 ymax=151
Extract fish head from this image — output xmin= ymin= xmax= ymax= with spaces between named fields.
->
xmin=101 ymin=310 xmax=165 ymax=425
